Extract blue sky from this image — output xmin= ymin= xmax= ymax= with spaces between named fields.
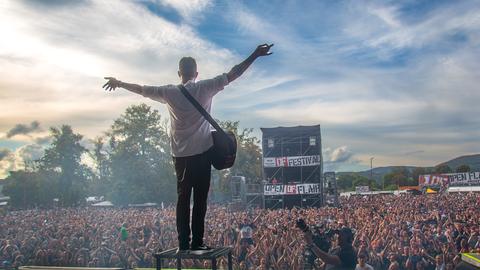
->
xmin=1 ymin=0 xmax=480 ymax=177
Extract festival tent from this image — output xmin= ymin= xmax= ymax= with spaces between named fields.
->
xmin=86 ymin=196 xmax=104 ymax=203
xmin=91 ymin=201 xmax=114 ymax=207
xmin=128 ymin=202 xmax=158 ymax=207
xmin=447 ymin=186 xmax=480 ymax=193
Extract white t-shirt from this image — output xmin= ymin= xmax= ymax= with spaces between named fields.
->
xmin=141 ymin=74 xmax=229 ymax=157
xmin=355 ymin=263 xmax=374 ymax=270
xmin=240 ymin=225 xmax=253 ymax=239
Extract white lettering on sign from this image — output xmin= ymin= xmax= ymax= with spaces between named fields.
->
xmin=264 ymin=183 xmax=321 ymax=195
xmin=263 ymin=155 xmax=321 ymax=168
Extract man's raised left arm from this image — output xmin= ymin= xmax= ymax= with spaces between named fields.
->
xmin=226 ymin=43 xmax=274 ymax=83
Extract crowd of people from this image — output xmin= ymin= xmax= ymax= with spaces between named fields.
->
xmin=1 ymin=192 xmax=479 ymax=269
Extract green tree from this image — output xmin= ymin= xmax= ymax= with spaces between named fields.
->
xmin=88 ymin=137 xmax=112 ymax=196
xmin=383 ymin=173 xmax=403 ymax=188
xmin=383 ymin=173 xmax=395 ymax=187
xmin=456 ymin=164 xmax=471 ymax=173
xmin=211 ymin=120 xmax=263 ymax=196
xmin=336 ymin=173 xmax=377 ymax=191
xmin=412 ymin=167 xmax=426 ymax=184
xmin=35 ymin=170 xmax=61 ymax=206
xmin=336 ymin=174 xmax=354 ymax=191
xmin=107 ymin=104 xmax=175 ymax=205
xmin=39 ymin=125 xmax=89 ymax=206
xmin=435 ymin=164 xmax=452 ymax=174
xmin=384 ymin=184 xmax=398 ymax=191
xmin=383 ymin=167 xmax=413 ymax=188
xmin=352 ymin=174 xmax=378 ymax=190
xmin=3 ymin=171 xmax=40 ymax=208
xmin=221 ymin=120 xmax=262 ymax=179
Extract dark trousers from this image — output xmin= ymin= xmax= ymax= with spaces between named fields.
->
xmin=173 ymin=148 xmax=212 ymax=248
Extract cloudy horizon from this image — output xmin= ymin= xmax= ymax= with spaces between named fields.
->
xmin=1 ymin=0 xmax=480 ymax=178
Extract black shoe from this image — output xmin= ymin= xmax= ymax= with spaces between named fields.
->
xmin=175 ymin=247 xmax=189 ymax=255
xmin=191 ymin=244 xmax=212 ymax=251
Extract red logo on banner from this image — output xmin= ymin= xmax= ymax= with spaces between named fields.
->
xmin=275 ymin=157 xmax=288 ymax=167
xmin=286 ymin=185 xmax=297 ymax=194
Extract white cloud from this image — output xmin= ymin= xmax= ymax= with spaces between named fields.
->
xmin=16 ymin=144 xmax=45 ymax=165
xmin=255 ymin=97 xmax=427 ymax=125
xmin=323 ymin=146 xmax=354 ymax=163
xmin=330 ymin=146 xmax=353 ymax=163
xmin=1 ymin=0 xmax=480 ymax=175
xmin=0 ymin=150 xmax=15 ymax=178
xmin=322 ymin=146 xmax=359 ymax=172
xmin=0 ymin=0 xmax=237 ymax=132
xmin=221 ymin=1 xmax=480 ymax=171
xmin=367 ymin=5 xmax=401 ymax=28
xmin=0 ymin=0 xmax=239 ymax=176
xmin=157 ymin=0 xmax=212 ymax=23
xmin=0 ymin=143 xmax=46 ymax=178
xmin=0 ymin=148 xmax=11 ymax=161
xmin=351 ymin=2 xmax=480 ymax=53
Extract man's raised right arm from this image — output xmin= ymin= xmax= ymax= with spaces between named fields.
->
xmin=103 ymin=77 xmax=142 ymax=94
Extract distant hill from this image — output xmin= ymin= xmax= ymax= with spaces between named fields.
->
xmin=338 ymin=166 xmax=421 ymax=184
xmin=338 ymin=154 xmax=480 ymax=183
xmin=437 ymin=154 xmax=480 ymax=172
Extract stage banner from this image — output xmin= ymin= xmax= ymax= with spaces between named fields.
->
xmin=419 ymin=172 xmax=480 ymax=186
xmin=418 ymin=174 xmax=449 ymax=186
xmin=355 ymin=186 xmax=370 ymax=193
xmin=264 ymin=183 xmax=321 ymax=195
xmin=263 ymin=155 xmax=321 ymax=168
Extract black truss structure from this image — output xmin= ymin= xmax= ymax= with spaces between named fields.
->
xmin=261 ymin=125 xmax=324 ymax=209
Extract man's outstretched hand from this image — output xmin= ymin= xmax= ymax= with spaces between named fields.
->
xmin=103 ymin=77 xmax=121 ymax=91
xmin=253 ymin=44 xmax=274 ymax=57
xmin=226 ymin=43 xmax=274 ymax=83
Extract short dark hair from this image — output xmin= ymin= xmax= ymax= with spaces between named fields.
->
xmin=179 ymin=57 xmax=197 ymax=78
xmin=339 ymin=227 xmax=354 ymax=244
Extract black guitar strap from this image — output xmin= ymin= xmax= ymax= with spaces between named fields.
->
xmin=178 ymin=84 xmax=227 ymax=136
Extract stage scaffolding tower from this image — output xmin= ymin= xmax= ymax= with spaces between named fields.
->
xmin=261 ymin=125 xmax=324 ymax=209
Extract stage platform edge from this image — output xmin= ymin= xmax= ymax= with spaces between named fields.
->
xmin=19 ymin=267 xmax=123 ymax=270
xmin=461 ymin=253 xmax=480 ymax=268
xmin=154 ymin=247 xmax=232 ymax=270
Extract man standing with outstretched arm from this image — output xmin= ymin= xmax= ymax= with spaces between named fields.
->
xmin=103 ymin=44 xmax=273 ymax=253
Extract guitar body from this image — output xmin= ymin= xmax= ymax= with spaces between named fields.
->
xmin=211 ymin=130 xmax=237 ymax=170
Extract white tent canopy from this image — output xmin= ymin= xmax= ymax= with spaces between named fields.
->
xmin=448 ymin=186 xmax=480 ymax=193
xmin=128 ymin=202 xmax=158 ymax=207
xmin=91 ymin=201 xmax=114 ymax=207
xmin=86 ymin=196 xmax=104 ymax=203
